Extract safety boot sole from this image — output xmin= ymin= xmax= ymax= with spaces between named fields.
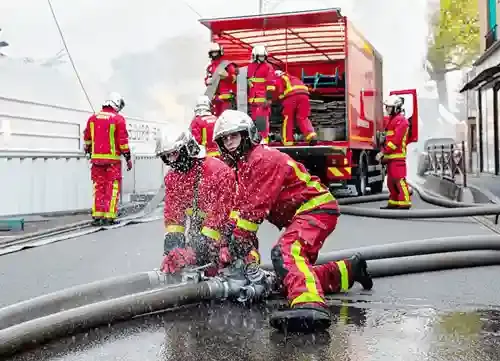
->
xmin=269 ymin=306 xmax=331 ymax=333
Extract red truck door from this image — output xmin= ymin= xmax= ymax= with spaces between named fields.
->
xmin=389 ymin=89 xmax=418 ymax=144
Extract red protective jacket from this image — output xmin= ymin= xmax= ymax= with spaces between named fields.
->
xmin=383 ymin=113 xmax=409 ymax=161
xmin=190 ymin=114 xmax=220 ymax=157
xmin=205 ymin=59 xmax=238 ymax=101
xmin=83 ymin=107 xmax=130 ymax=165
xmin=164 ymin=157 xmax=235 ymax=243
xmin=274 ymin=72 xmax=309 ymax=100
xmin=247 ymin=62 xmax=275 ymax=104
xmin=229 ymin=145 xmax=338 ymax=238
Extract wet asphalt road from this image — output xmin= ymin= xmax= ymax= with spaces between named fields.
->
xmin=4 ymin=196 xmax=500 ymax=360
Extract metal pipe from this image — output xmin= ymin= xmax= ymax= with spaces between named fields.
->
xmin=0 ymin=270 xmax=173 ymax=330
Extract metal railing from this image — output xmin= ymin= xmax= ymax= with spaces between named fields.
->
xmin=426 ymin=141 xmax=468 ymax=186
xmin=485 ymin=25 xmax=498 ymax=50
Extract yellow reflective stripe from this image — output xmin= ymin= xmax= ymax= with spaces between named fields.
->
xmin=249 ymin=97 xmax=266 ymax=103
xmin=109 ymin=124 xmax=116 ymax=157
xmin=386 ymin=130 xmax=394 ymax=136
xmin=287 ymin=160 xmax=326 ymax=192
xmin=107 ymin=180 xmax=119 ymax=219
xmin=305 ymin=132 xmax=317 ymax=141
xmin=262 ymin=137 xmax=269 ymax=144
xmin=217 ymin=94 xmax=233 ymax=100
xmin=120 ymin=144 xmax=129 ymax=151
xmin=91 ymin=154 xmax=121 ymax=160
xmin=384 ymin=153 xmax=405 ymax=159
xmin=84 ymin=140 xmax=92 ymax=145
xmin=185 ymin=208 xmax=207 ymax=218
xmin=387 ymin=141 xmax=397 ymax=150
xmin=250 ymin=250 xmax=261 ymax=265
xmin=165 ymin=224 xmax=185 ymax=233
xmin=90 ymin=122 xmax=95 ymax=153
xmin=282 ymin=115 xmax=293 ymax=145
xmin=91 ymin=182 xmax=97 ymax=216
xmin=296 ymin=192 xmax=335 ymax=215
xmin=249 ymin=77 xmax=265 ymax=82
xmin=96 ymin=112 xmax=114 ymax=119
xmin=202 ymin=127 xmax=207 ymax=146
xmin=336 ymin=260 xmax=350 ymax=292
xmin=207 ymin=151 xmax=220 ymax=157
xmin=230 ymin=210 xmax=239 ymax=220
xmin=201 ymin=226 xmax=221 ymax=241
xmin=279 ymin=75 xmax=309 ymax=99
xmin=236 ymin=218 xmax=259 ymax=232
xmin=290 ymin=240 xmax=324 ymax=307
xmin=401 ymin=179 xmax=411 ymax=203
xmin=388 ymin=199 xmax=411 ymax=206
xmin=266 ymin=85 xmax=275 ymax=91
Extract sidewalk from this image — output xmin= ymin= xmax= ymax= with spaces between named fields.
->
xmin=466 ymin=173 xmax=500 ymax=202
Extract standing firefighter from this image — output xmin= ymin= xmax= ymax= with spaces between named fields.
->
xmin=190 ymin=95 xmax=220 ymax=158
xmin=247 ymin=45 xmax=275 ymax=143
xmin=213 ymin=110 xmax=373 ymax=333
xmin=205 ymin=42 xmax=238 ymax=116
xmin=156 ymin=128 xmax=235 ymax=276
xmin=376 ymin=95 xmax=411 ymax=209
xmin=83 ymin=92 xmax=132 ymax=226
xmin=274 ymin=70 xmax=317 ymax=145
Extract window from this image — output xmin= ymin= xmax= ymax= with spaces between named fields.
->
xmin=487 ymin=0 xmax=497 ymax=47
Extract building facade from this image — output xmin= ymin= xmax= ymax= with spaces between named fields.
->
xmin=461 ymin=0 xmax=500 ymax=174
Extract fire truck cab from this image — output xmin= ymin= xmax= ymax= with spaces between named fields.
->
xmin=199 ymin=8 xmax=418 ymax=195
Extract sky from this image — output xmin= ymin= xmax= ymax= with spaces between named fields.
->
xmin=0 ymin=0 xmax=433 ymax=125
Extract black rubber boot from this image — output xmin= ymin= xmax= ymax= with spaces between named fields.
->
xmin=379 ymin=204 xmax=399 ymax=210
xmin=269 ymin=303 xmax=331 ymax=333
xmin=91 ymin=218 xmax=103 ymax=227
xmin=102 ymin=219 xmax=119 ymax=226
xmin=349 ymin=253 xmax=373 ymax=290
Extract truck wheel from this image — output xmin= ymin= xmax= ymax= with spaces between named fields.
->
xmin=355 ymin=153 xmax=369 ymax=196
xmin=371 ymin=165 xmax=385 ymax=194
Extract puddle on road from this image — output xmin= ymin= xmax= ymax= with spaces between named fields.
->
xmin=11 ymin=301 xmax=500 ymax=361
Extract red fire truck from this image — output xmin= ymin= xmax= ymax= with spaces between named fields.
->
xmin=199 ymin=8 xmax=418 ymax=195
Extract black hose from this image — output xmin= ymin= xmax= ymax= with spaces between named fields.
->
xmin=0 ymin=281 xmax=213 ymax=358
xmin=0 ymin=271 xmax=174 ymax=330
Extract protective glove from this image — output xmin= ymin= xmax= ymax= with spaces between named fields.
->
xmin=375 ymin=152 xmax=384 ymax=162
xmin=218 ymin=245 xmax=232 ymax=268
xmin=126 ymin=159 xmax=133 ymax=171
xmin=160 ymin=247 xmax=196 ymax=274
xmin=229 ymin=232 xmax=259 ymax=265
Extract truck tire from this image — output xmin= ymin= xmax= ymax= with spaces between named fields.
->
xmin=354 ymin=153 xmax=369 ymax=196
xmin=370 ymin=165 xmax=385 ymax=194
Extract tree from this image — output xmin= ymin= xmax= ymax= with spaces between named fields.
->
xmin=426 ymin=0 xmax=480 ymax=109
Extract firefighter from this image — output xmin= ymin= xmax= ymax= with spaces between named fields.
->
xmin=376 ymin=95 xmax=411 ymax=209
xmin=247 ymin=45 xmax=275 ymax=143
xmin=156 ymin=128 xmax=235 ymax=276
xmin=205 ymin=42 xmax=238 ymax=116
xmin=190 ymin=95 xmax=220 ymax=158
xmin=274 ymin=70 xmax=317 ymax=145
xmin=83 ymin=92 xmax=132 ymax=227
xmin=212 ymin=109 xmax=373 ymax=333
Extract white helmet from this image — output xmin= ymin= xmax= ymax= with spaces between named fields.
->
xmin=155 ymin=127 xmax=205 ymax=159
xmin=103 ymin=92 xmax=125 ymax=112
xmin=208 ymin=42 xmax=223 ymax=58
xmin=251 ymin=45 xmax=268 ymax=62
xmin=275 ymin=70 xmax=284 ymax=77
xmin=213 ymin=109 xmax=260 ymax=145
xmin=383 ymin=95 xmax=404 ymax=115
xmin=194 ymin=95 xmax=212 ymax=116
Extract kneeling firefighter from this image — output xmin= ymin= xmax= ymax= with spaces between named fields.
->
xmin=376 ymin=95 xmax=411 ymax=209
xmin=190 ymin=95 xmax=220 ymax=158
xmin=156 ymin=129 xmax=235 ymax=275
xmin=212 ymin=109 xmax=373 ymax=333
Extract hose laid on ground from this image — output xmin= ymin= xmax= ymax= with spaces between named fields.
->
xmin=3 ymin=248 xmax=500 ymax=357
xmin=0 ymin=270 xmax=174 ymax=330
xmin=0 ymin=281 xmax=216 ymax=358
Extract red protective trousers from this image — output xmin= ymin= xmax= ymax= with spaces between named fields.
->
xmin=91 ymin=163 xmax=121 ymax=220
xmin=386 ymin=160 xmax=411 ymax=207
xmin=250 ymin=104 xmax=270 ymax=143
xmin=271 ymin=210 xmax=356 ymax=306
xmin=281 ymin=94 xmax=316 ymax=145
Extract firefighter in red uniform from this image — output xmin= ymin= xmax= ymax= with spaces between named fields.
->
xmin=156 ymin=128 xmax=235 ymax=275
xmin=247 ymin=45 xmax=275 ymax=143
xmin=273 ymin=70 xmax=317 ymax=145
xmin=376 ymin=95 xmax=411 ymax=209
xmin=212 ymin=109 xmax=373 ymax=333
xmin=205 ymin=43 xmax=238 ymax=116
xmin=189 ymin=95 xmax=220 ymax=158
xmin=83 ymin=92 xmax=132 ymax=227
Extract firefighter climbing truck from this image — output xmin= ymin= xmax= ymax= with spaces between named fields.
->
xmin=199 ymin=8 xmax=419 ymax=195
